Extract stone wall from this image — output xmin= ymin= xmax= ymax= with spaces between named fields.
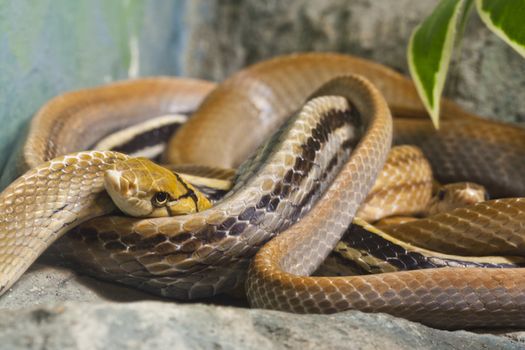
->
xmin=180 ymin=0 xmax=524 ymax=122
xmin=1 ymin=0 xmax=523 ymax=178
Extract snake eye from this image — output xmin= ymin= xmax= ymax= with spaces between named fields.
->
xmin=153 ymin=192 xmax=170 ymax=207
xmin=437 ymin=189 xmax=446 ymax=201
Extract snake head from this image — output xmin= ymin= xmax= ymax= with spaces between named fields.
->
xmin=428 ymin=182 xmax=488 ymax=216
xmin=104 ymin=158 xmax=212 ymax=217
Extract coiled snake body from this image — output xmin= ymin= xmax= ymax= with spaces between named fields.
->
xmin=1 ymin=53 xmax=525 ymax=329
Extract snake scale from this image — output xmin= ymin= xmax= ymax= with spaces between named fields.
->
xmin=1 ymin=53 xmax=525 ymax=329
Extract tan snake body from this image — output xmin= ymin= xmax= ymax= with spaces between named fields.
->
xmin=2 ymin=53 xmax=525 ymax=329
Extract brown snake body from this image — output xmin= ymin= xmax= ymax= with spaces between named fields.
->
xmin=1 ymin=53 xmax=525 ymax=329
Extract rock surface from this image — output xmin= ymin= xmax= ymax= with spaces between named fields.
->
xmin=2 ymin=0 xmax=523 ymax=177
xmin=0 ymin=301 xmax=522 ymax=350
xmin=1 ymin=263 xmax=523 ymax=349
xmin=0 ymin=262 xmax=246 ymax=310
xmin=0 ymin=263 xmax=162 ymax=309
xmin=181 ymin=0 xmax=525 ymax=122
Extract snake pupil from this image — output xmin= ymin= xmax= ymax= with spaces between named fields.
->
xmin=153 ymin=192 xmax=169 ymax=206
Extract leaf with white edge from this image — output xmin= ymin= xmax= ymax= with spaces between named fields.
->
xmin=408 ymin=0 xmax=466 ymax=128
xmin=457 ymin=0 xmax=475 ymax=44
xmin=476 ymin=0 xmax=525 ymax=58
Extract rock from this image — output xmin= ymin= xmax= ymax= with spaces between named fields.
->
xmin=1 ymin=264 xmax=522 ymax=349
xmin=0 ymin=301 xmax=522 ymax=350
xmin=501 ymin=331 xmax=525 ymax=344
xmin=181 ymin=0 xmax=525 ymax=122
xmin=0 ymin=262 xmax=246 ymax=310
xmin=0 ymin=263 xmax=162 ymax=309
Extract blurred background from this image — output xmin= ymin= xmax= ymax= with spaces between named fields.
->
xmin=0 ymin=0 xmax=523 ymax=176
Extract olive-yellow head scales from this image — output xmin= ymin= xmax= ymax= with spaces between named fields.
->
xmin=104 ymin=158 xmax=212 ymax=217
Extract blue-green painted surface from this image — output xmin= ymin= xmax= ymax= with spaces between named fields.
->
xmin=0 ymin=0 xmax=184 ymax=184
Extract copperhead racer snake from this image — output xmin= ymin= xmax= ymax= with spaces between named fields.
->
xmin=0 ymin=53 xmax=524 ymax=329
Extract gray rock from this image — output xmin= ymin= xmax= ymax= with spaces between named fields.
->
xmin=1 ymin=0 xmax=523 ymax=178
xmin=1 ymin=264 xmax=522 ymax=350
xmin=0 ymin=301 xmax=522 ymax=350
xmin=0 ymin=262 xmax=247 ymax=310
xmin=0 ymin=263 xmax=162 ymax=309
xmin=181 ymin=0 xmax=525 ymax=122
xmin=501 ymin=331 xmax=525 ymax=344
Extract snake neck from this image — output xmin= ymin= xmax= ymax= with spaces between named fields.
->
xmin=0 ymin=150 xmax=128 ymax=295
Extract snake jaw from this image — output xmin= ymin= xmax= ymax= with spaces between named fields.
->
xmin=104 ymin=169 xmax=149 ymax=217
xmin=105 ymin=170 xmax=127 ymax=194
xmin=104 ymin=169 xmax=138 ymax=199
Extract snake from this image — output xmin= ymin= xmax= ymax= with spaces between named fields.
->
xmin=1 ymin=53 xmax=524 ymax=330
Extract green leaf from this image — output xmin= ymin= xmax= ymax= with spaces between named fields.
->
xmin=476 ymin=0 xmax=525 ymax=58
xmin=408 ymin=0 xmax=466 ymax=128
xmin=457 ymin=0 xmax=475 ymax=44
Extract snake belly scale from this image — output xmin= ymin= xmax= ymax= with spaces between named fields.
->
xmin=1 ymin=53 xmax=524 ymax=329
